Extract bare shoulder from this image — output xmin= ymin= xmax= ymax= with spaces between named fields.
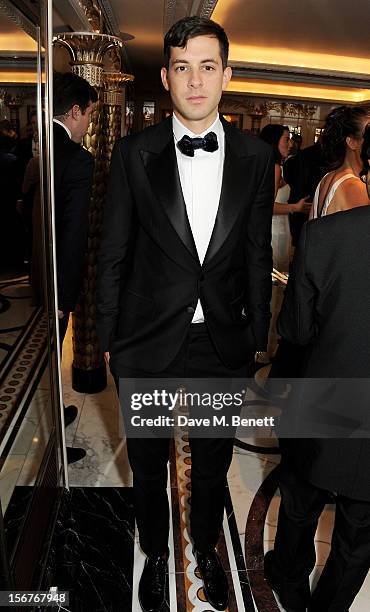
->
xmin=339 ymin=178 xmax=369 ymax=208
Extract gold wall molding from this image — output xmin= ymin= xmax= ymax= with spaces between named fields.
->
xmin=221 ymin=96 xmax=318 ymax=120
xmin=163 ymin=0 xmax=220 ymax=33
xmin=274 ymin=102 xmax=317 ymax=119
xmin=98 ymin=0 xmax=122 ymax=38
xmin=0 ymin=0 xmax=37 ymax=42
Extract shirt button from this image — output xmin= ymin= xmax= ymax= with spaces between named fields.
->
xmin=186 ymin=306 xmax=195 ymax=314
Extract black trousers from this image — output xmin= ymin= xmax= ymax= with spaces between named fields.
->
xmin=113 ymin=323 xmax=251 ymax=556
xmin=273 ymin=464 xmax=370 ymax=612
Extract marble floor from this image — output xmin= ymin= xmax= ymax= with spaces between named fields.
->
xmin=1 ymin=308 xmax=369 ymax=610
xmin=0 ymin=276 xmax=35 ymax=371
xmin=58 ymin=321 xmax=370 ymax=612
xmin=0 ymin=277 xmax=52 ymax=514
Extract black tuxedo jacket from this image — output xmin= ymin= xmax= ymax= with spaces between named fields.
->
xmin=53 ymin=122 xmax=94 ymax=313
xmin=97 ymin=116 xmax=274 ymax=373
xmin=278 ymin=206 xmax=370 ymax=501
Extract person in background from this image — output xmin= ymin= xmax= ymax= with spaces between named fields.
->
xmin=15 ymin=111 xmax=40 ymax=267
xmin=285 ymin=136 xmax=327 ymax=247
xmin=22 ymin=156 xmax=43 ymax=305
xmin=0 ymin=133 xmax=23 ymax=270
xmin=25 ymin=121 xmax=34 ymax=139
xmin=259 ymin=124 xmax=309 ymax=216
xmin=283 ymin=133 xmax=307 ymax=246
xmin=0 ymin=119 xmax=17 ymax=144
xmin=311 ymin=104 xmax=370 ymax=219
xmin=53 ymin=71 xmax=97 ymax=464
xmin=271 ymin=105 xmax=370 ymax=426
xmin=16 ymin=110 xmax=39 ymax=173
xmin=264 ymin=127 xmax=370 ymax=612
xmin=259 ymin=124 xmax=310 ymax=272
xmin=286 ymin=133 xmax=302 ymax=160
xmin=257 ymin=125 xmax=310 ymax=363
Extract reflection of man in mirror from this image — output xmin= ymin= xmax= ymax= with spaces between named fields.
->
xmin=97 ymin=16 xmax=274 ymax=612
xmin=53 ymin=72 xmax=98 ymax=464
xmin=16 ymin=111 xmax=39 ymax=171
xmin=16 ymin=112 xmax=40 ymax=268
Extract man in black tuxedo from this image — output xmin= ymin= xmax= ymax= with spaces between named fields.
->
xmin=265 ymin=130 xmax=370 ymax=612
xmin=53 ymin=72 xmax=97 ymax=464
xmin=97 ymin=16 xmax=274 ymax=612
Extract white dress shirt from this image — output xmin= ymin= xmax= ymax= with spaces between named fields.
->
xmin=53 ymin=118 xmax=72 ymax=140
xmin=173 ymin=113 xmax=225 ymax=323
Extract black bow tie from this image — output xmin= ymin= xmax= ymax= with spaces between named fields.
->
xmin=177 ymin=131 xmax=218 ymax=157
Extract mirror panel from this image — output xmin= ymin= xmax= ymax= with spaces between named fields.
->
xmin=0 ymin=0 xmax=64 ymax=588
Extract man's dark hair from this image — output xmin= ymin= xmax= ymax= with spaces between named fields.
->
xmin=164 ymin=16 xmax=229 ymax=69
xmin=53 ymin=72 xmax=98 ymax=117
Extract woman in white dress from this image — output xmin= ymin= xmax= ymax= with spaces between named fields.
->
xmin=260 ymin=124 xmax=310 ymax=272
xmin=311 ymin=104 xmax=370 ymax=219
xmin=257 ymin=125 xmax=310 ymax=359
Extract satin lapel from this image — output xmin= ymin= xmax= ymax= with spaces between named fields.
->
xmin=204 ymin=123 xmax=253 ymax=266
xmin=141 ymin=139 xmax=199 ymax=263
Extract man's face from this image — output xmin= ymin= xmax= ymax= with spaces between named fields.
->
xmin=161 ymin=35 xmax=232 ymax=132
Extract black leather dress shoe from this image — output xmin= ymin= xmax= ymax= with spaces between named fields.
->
xmin=264 ymin=550 xmax=308 ymax=612
xmin=139 ymin=556 xmax=167 ymax=612
xmin=64 ymin=405 xmax=78 ymax=427
xmin=195 ymin=549 xmax=229 ymax=611
xmin=66 ymin=447 xmax=86 ymax=464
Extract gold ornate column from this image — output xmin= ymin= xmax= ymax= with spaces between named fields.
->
xmin=103 ymin=71 xmax=134 ymax=165
xmin=53 ymin=32 xmax=122 ymax=393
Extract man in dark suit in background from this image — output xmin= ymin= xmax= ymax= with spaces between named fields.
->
xmin=97 ymin=17 xmax=274 ymax=612
xmin=265 ymin=130 xmax=370 ymax=612
xmin=285 ymin=139 xmax=326 ymax=247
xmin=53 ymin=72 xmax=97 ymax=464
